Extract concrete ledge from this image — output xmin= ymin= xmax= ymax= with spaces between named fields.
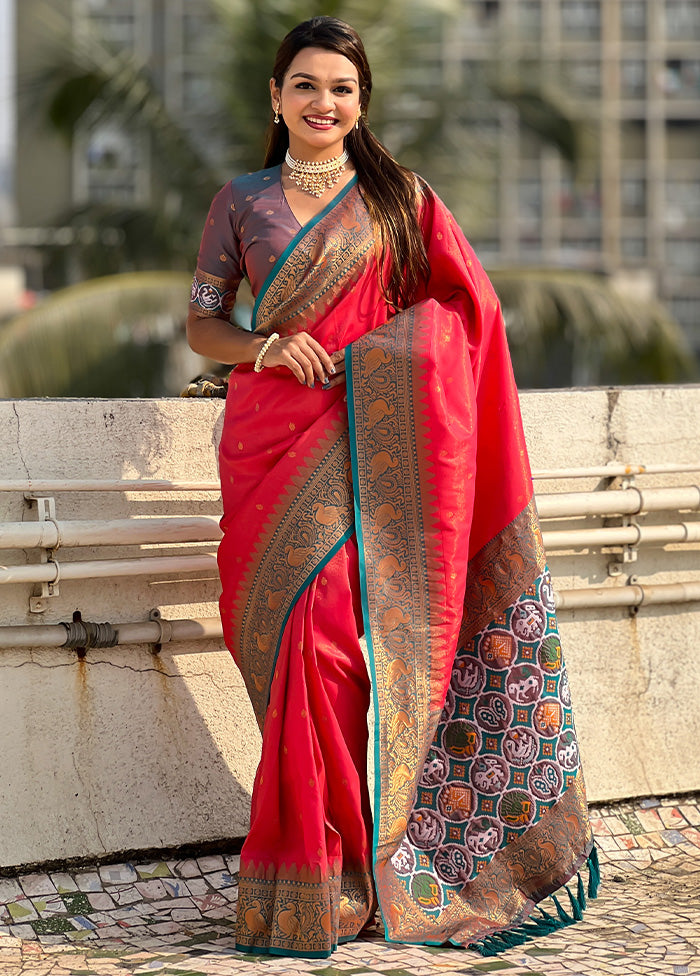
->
xmin=0 ymin=388 xmax=699 ymax=869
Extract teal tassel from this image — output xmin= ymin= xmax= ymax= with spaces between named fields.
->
xmin=468 ymin=844 xmax=601 ymax=957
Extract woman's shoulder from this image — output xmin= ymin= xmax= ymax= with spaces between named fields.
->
xmin=229 ymin=165 xmax=282 ymax=200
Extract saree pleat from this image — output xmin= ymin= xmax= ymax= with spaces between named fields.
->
xmin=235 ymin=538 xmax=375 ymax=956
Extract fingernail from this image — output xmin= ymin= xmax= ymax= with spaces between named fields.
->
xmin=330 ymin=365 xmax=336 ymax=374
xmin=322 ymin=380 xmax=331 ymax=390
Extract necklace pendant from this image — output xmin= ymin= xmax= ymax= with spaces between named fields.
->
xmin=285 ymin=148 xmax=349 ymax=198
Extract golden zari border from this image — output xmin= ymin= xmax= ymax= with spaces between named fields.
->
xmin=233 ymin=417 xmax=353 ymax=723
xmin=236 ymin=863 xmax=375 ymax=955
xmin=255 ymin=186 xmax=376 ymax=336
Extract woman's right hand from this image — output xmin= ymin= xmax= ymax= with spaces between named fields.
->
xmin=261 ymin=332 xmax=339 ymax=388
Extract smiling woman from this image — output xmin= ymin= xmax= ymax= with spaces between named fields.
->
xmin=185 ymin=14 xmax=597 ymax=963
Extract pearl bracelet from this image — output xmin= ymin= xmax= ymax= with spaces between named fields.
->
xmin=253 ymin=332 xmax=280 ymax=373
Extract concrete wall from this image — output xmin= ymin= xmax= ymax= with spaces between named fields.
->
xmin=0 ymin=388 xmax=699 ymax=870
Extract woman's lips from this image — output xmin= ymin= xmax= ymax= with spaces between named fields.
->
xmin=304 ymin=116 xmax=338 ymax=130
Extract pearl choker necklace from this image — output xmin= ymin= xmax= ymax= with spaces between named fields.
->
xmin=285 ymin=148 xmax=349 ymax=198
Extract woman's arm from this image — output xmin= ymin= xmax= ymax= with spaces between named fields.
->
xmin=186 ymin=308 xmax=343 ymax=387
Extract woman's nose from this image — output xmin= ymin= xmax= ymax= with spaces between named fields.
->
xmin=312 ymin=89 xmax=334 ymax=112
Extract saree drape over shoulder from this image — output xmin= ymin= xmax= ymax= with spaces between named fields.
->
xmin=191 ymin=168 xmax=598 ymax=959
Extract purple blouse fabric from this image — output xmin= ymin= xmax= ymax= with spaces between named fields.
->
xmin=189 ymin=165 xmax=302 ymax=319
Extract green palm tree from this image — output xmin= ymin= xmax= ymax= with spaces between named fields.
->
xmin=5 ymin=0 xmax=696 ymax=396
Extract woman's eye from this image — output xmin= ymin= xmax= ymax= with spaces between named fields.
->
xmin=295 ymin=82 xmax=313 ymax=89
xmin=335 ymin=86 xmax=352 ymax=94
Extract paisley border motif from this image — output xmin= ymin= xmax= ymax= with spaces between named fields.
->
xmin=236 ymin=863 xmax=374 ymax=957
xmin=254 ymin=180 xmax=375 ymax=336
xmin=346 ymin=306 xmax=434 ymax=861
xmin=231 ymin=419 xmax=353 ymax=723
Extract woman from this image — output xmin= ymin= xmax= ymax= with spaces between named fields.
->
xmin=187 ymin=16 xmax=598 ymax=960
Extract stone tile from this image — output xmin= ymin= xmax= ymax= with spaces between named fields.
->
xmin=197 ymin=855 xmax=226 ymax=874
xmin=151 ymin=897 xmax=195 ymax=912
xmin=661 ymin=829 xmax=691 ymax=847
xmin=681 ymin=827 xmax=700 ymax=849
xmin=636 ymin=808 xmax=665 ymax=831
xmin=6 ymin=899 xmax=38 ymax=922
xmin=226 ymin=854 xmax=242 ymax=874
xmin=18 ymin=873 xmax=56 ymax=898
xmin=31 ymin=895 xmax=66 ymax=917
xmin=204 ymin=870 xmax=237 ymax=890
xmin=168 ymin=858 xmax=201 ymax=879
xmin=185 ymin=877 xmax=211 ymax=897
xmin=192 ymin=892 xmax=228 ymax=912
xmin=112 ymin=885 xmax=143 ymax=905
xmin=49 ymin=872 xmax=79 ymax=894
xmin=136 ymin=862 xmax=172 ymax=880
xmin=99 ymin=863 xmax=139 ymax=885
xmin=678 ymin=804 xmax=700 ymax=827
xmin=593 ymin=834 xmax=619 ymax=852
xmin=8 ymin=924 xmax=36 ymax=939
xmin=171 ymin=908 xmax=203 ymax=922
xmin=0 ymin=879 xmax=24 ymax=904
xmin=87 ymin=891 xmax=116 ymax=911
xmin=75 ymin=871 xmax=103 ymax=892
xmin=149 ymin=920 xmax=185 ymax=935
xmin=659 ymin=806 xmax=688 ymax=829
xmin=135 ymin=879 xmax=169 ymax=900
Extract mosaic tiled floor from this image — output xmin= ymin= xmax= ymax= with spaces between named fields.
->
xmin=1 ymin=794 xmax=699 ymax=975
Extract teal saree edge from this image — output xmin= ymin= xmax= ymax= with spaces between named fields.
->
xmin=252 ymin=173 xmax=359 ymax=331
xmin=345 ymin=343 xmax=388 ymax=935
xmin=264 ymin=522 xmax=354 ymax=716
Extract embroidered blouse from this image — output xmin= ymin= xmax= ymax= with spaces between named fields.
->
xmin=189 ymin=166 xmax=307 ymax=320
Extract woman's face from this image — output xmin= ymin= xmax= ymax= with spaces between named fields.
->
xmin=271 ymin=46 xmax=361 ymax=160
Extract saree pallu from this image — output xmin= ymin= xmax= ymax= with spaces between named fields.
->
xmin=217 ymin=178 xmax=597 ymax=958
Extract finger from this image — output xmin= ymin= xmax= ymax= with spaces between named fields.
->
xmin=304 ymin=336 xmax=336 ymax=379
xmin=321 ymin=373 xmax=346 ymax=390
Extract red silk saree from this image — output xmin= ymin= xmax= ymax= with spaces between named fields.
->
xmin=208 ymin=173 xmax=597 ymax=958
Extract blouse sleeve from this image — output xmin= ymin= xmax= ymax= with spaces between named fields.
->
xmin=189 ymin=181 xmax=244 ymax=319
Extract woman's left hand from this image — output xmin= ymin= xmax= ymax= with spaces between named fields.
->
xmin=322 ymin=349 xmax=347 ymax=390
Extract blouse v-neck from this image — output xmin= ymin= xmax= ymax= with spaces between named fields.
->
xmin=278 ymin=166 xmax=358 ymax=230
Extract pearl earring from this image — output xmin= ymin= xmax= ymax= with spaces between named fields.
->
xmin=274 ymin=104 xmax=280 ymax=124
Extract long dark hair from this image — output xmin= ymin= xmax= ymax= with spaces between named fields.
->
xmin=263 ymin=17 xmax=430 ymax=310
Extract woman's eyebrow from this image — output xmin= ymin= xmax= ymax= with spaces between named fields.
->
xmin=289 ymin=72 xmax=357 ymax=84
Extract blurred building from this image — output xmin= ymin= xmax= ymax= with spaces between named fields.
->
xmin=447 ymin=0 xmax=700 ymax=349
xmin=8 ymin=0 xmax=700 ymax=351
xmin=11 ymin=0 xmax=221 ymax=285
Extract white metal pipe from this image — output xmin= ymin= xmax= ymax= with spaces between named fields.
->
xmin=0 ymin=479 xmax=221 ymax=493
xmin=0 ymin=617 xmax=224 ymax=649
xmin=536 ymin=485 xmax=700 ymax=519
xmin=542 ymin=521 xmax=700 ymax=550
xmin=0 ymin=553 xmax=218 ymax=585
xmin=554 ymin=580 xmax=700 ymax=610
xmin=2 ymin=576 xmax=700 ymax=649
xmin=0 ymin=517 xmax=222 ymax=550
xmin=532 ymin=462 xmax=700 ymax=479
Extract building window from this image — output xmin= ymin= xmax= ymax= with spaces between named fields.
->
xmin=621 ymin=237 xmax=647 ymax=259
xmin=665 ymin=0 xmax=700 ymax=40
xmin=561 ymin=1 xmax=601 ymax=41
xmin=621 ymin=0 xmax=646 ymax=39
xmin=518 ymin=179 xmax=542 ymax=222
xmin=665 ymin=239 xmax=700 ymax=274
xmin=661 ymin=60 xmax=700 ymax=99
xmin=563 ymin=59 xmax=602 ymax=98
xmin=621 ymin=178 xmax=646 ymax=217
xmin=621 ymin=60 xmax=646 ymax=99
xmin=666 ymin=179 xmax=700 ymax=222
xmin=515 ymin=1 xmax=542 ymax=37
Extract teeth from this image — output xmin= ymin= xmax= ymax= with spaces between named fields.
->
xmin=307 ymin=117 xmax=335 ymax=125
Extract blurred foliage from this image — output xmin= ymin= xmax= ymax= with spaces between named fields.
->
xmin=0 ymin=273 xmax=191 ymax=397
xmin=3 ymin=0 xmax=696 ymax=395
